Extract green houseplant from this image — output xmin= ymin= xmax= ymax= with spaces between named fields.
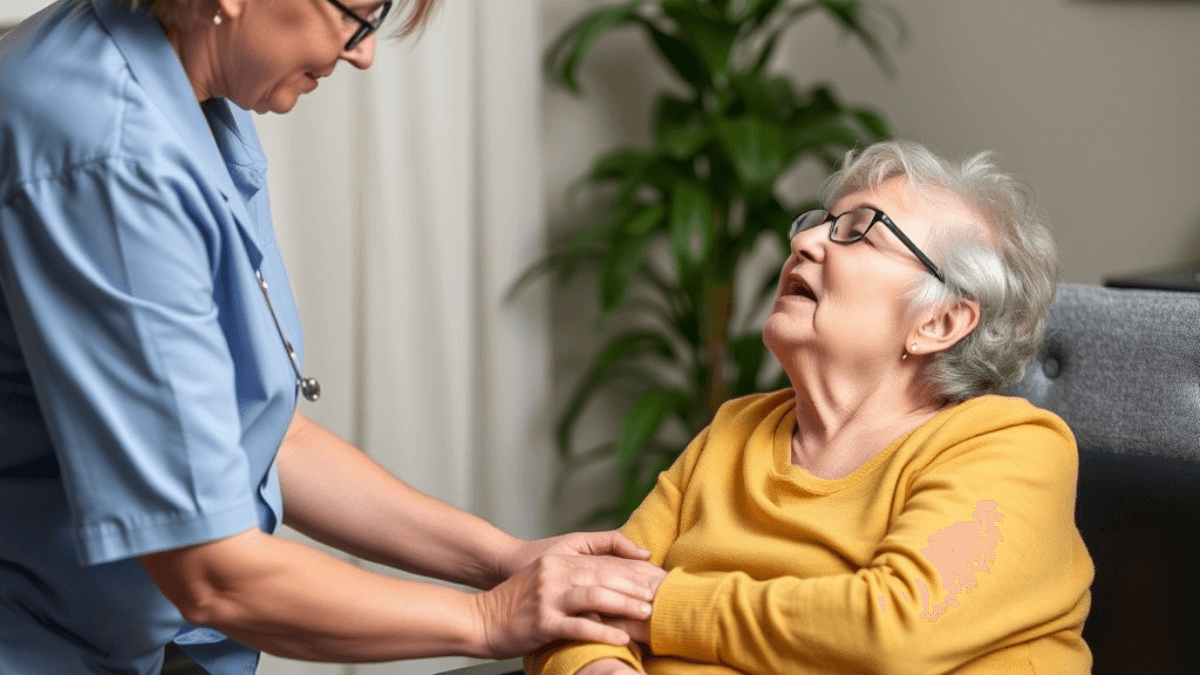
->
xmin=526 ymin=0 xmax=900 ymax=525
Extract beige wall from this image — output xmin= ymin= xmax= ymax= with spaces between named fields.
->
xmin=539 ymin=0 xmax=1200 ymax=525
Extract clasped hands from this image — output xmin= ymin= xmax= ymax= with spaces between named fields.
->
xmin=473 ymin=530 xmax=665 ymax=660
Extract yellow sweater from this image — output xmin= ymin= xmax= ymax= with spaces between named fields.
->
xmin=529 ymin=391 xmax=1093 ymax=675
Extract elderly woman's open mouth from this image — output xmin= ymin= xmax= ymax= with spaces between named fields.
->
xmin=783 ymin=274 xmax=817 ymax=301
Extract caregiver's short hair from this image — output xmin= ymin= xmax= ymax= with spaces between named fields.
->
xmin=823 ymin=140 xmax=1060 ymax=402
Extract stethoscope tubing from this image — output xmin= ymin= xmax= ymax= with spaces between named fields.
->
xmin=256 ymin=270 xmax=320 ymax=402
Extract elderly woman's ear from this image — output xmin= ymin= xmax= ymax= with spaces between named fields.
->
xmin=907 ymin=297 xmax=980 ymax=358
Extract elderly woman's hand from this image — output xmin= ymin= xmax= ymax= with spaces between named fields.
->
xmin=473 ymin=553 xmax=665 ymax=658
xmin=598 ymin=615 xmax=650 ymax=645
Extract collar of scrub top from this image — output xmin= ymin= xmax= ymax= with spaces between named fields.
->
xmin=92 ymin=0 xmax=320 ymax=403
xmin=93 ymin=0 xmax=257 ymax=236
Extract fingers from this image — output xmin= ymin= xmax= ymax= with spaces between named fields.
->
xmin=601 ymin=616 xmax=649 ymax=644
xmin=475 ymin=552 xmax=663 ymax=658
xmin=567 ymin=555 xmax=665 ymax=603
xmin=571 ymin=530 xmax=652 ymax=560
xmin=609 ymin=532 xmax=652 ymax=560
xmin=558 ymin=584 xmax=652 ymax=622
xmin=553 ymin=615 xmax=632 ymax=646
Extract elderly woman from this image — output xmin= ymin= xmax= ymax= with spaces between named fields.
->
xmin=529 ymin=141 xmax=1094 ymax=675
xmin=0 ymin=2 xmax=662 ymax=674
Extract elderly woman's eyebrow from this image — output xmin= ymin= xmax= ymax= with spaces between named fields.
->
xmin=835 ymin=199 xmax=880 ymax=215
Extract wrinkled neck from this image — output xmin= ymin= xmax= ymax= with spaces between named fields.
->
xmin=786 ymin=347 xmax=945 ymax=469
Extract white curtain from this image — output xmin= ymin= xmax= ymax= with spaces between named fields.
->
xmin=255 ymin=2 xmax=550 ymax=673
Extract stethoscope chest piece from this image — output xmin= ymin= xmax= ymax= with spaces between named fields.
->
xmin=298 ymin=377 xmax=321 ymax=402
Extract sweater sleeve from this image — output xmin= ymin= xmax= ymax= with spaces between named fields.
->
xmin=525 ymin=429 xmax=706 ymax=675
xmin=647 ymin=413 xmax=1090 ymax=675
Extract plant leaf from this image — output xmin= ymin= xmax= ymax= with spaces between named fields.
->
xmin=789 ymin=114 xmax=862 ymax=159
xmin=852 ymin=106 xmax=890 ymax=141
xmin=506 ymin=247 xmax=603 ymax=302
xmin=655 ymin=94 xmax=699 ymax=139
xmin=546 ymin=1 xmax=644 ymax=95
xmin=667 ymin=13 xmax=736 ymax=82
xmin=509 ymin=200 xmax=645 ymax=300
xmin=668 ymin=180 xmax=715 ymax=278
xmin=708 ymin=0 xmax=733 ymax=19
xmin=748 ymin=2 xmax=820 ymax=72
xmin=613 ymin=388 xmax=689 ymax=469
xmin=554 ymin=330 xmax=675 ymax=456
xmin=659 ymin=124 xmax=712 ymax=160
xmin=734 ymin=0 xmax=789 ymax=26
xmin=643 ymin=22 xmax=711 ymax=92
xmin=729 ymin=332 xmax=770 ymax=396
xmin=599 ymin=204 xmax=666 ymax=314
xmin=730 ymin=73 xmax=795 ymax=119
xmin=815 ymin=0 xmax=898 ymax=76
xmin=553 ymin=440 xmax=616 ymax=504
xmin=600 ymin=236 xmax=653 ymax=315
xmin=716 ymin=116 xmax=787 ymax=196
xmin=579 ymin=147 xmax=652 ymax=185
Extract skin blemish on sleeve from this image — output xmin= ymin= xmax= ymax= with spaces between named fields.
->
xmin=916 ymin=500 xmax=1004 ymax=622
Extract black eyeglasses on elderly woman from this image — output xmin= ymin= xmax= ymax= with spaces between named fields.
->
xmin=790 ymin=207 xmax=946 ymax=283
xmin=326 ymin=0 xmax=392 ymax=51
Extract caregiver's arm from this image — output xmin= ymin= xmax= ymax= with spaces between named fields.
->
xmin=276 ymin=413 xmax=650 ymax=589
xmin=628 ymin=413 xmax=1091 ymax=675
xmin=140 ymin=527 xmax=652 ymax=662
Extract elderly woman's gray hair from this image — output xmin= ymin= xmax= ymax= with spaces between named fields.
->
xmin=823 ymin=140 xmax=1059 ymax=402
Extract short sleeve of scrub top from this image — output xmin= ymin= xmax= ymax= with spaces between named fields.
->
xmin=0 ymin=1 xmax=302 ymax=673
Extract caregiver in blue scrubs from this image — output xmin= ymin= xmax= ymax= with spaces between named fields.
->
xmin=0 ymin=1 xmax=664 ymax=674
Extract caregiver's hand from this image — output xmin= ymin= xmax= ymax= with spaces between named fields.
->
xmin=493 ymin=530 xmax=651 ymax=587
xmin=473 ymin=553 xmax=665 ymax=658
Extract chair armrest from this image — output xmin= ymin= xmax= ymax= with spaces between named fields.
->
xmin=432 ymin=658 xmax=524 ymax=675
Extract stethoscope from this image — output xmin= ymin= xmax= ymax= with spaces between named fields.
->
xmin=256 ymin=270 xmax=321 ymax=402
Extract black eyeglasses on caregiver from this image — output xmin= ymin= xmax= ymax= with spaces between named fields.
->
xmin=325 ymin=0 xmax=392 ymax=51
xmin=788 ymin=208 xmax=945 ymax=283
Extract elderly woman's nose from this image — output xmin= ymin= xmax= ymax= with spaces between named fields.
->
xmin=791 ymin=227 xmax=826 ymax=263
xmin=343 ymin=35 xmax=377 ymax=69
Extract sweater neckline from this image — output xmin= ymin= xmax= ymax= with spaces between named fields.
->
xmin=769 ymin=399 xmax=933 ymax=492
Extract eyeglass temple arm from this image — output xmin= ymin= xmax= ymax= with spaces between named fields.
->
xmin=878 ymin=215 xmax=945 ymax=283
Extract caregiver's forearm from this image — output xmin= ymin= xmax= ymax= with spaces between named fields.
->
xmin=276 ymin=413 xmax=519 ymax=589
xmin=142 ymin=528 xmax=486 ymax=661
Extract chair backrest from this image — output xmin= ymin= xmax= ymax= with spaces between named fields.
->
xmin=1009 ymin=284 xmax=1200 ymax=675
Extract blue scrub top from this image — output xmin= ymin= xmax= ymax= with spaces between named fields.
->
xmin=0 ymin=1 xmax=302 ymax=673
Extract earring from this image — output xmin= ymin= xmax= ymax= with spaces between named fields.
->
xmin=214 ymin=11 xmax=222 ymax=25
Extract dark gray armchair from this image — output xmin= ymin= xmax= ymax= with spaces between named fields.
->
xmin=1009 ymin=284 xmax=1200 ymax=674
xmin=438 ymin=284 xmax=1200 ymax=675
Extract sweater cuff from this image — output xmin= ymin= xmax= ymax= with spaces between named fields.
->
xmin=524 ymin=642 xmax=643 ymax=675
xmin=648 ymin=568 xmax=723 ymax=664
